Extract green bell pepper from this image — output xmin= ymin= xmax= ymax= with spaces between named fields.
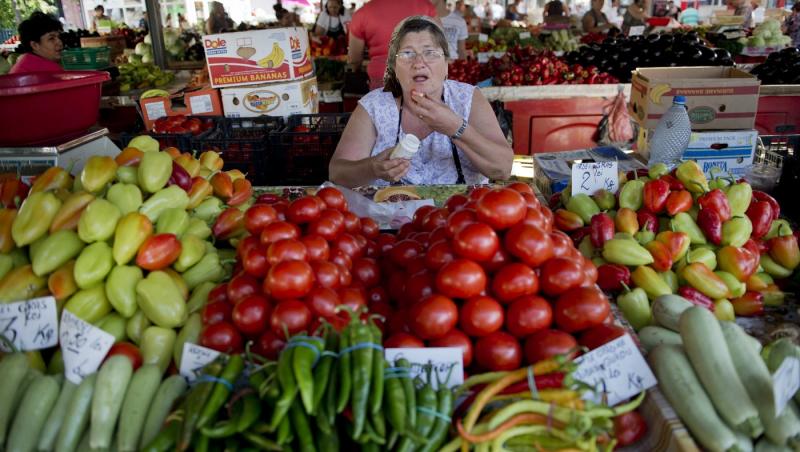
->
xmin=12 ymin=191 xmax=62 ymax=247
xmin=141 ymin=326 xmax=177 ymax=375
xmin=116 ymin=166 xmax=139 ymax=185
xmin=670 ymin=212 xmax=707 ymax=245
xmin=157 ymin=208 xmax=190 ymax=238
xmin=759 ymin=254 xmax=793 ymax=279
xmin=648 ymin=163 xmax=669 ymax=179
xmin=687 ymin=247 xmax=717 ymax=271
xmin=74 ymin=242 xmax=113 ymax=289
xmin=64 ymin=285 xmax=111 ymax=324
xmin=105 ymin=265 xmax=143 ymax=318
xmin=631 ymin=265 xmax=672 ymax=300
xmin=617 ymin=286 xmax=651 ymax=330
xmin=764 ymin=219 xmax=793 ymax=240
xmin=635 ymin=230 xmax=655 ymax=246
xmin=724 ymin=182 xmax=752 ymax=217
xmin=619 ymin=179 xmax=645 ymax=211
xmin=0 ymin=254 xmax=13 ymax=280
xmin=192 ymin=197 xmax=223 ymax=224
xmin=182 ymin=253 xmax=225 ymax=290
xmin=715 ymin=270 xmax=745 ymax=298
xmin=659 ymin=269 xmax=679 ymax=293
xmin=183 ymin=218 xmax=212 ymax=240
xmin=106 ymin=183 xmax=143 ymax=216
xmin=592 ymin=189 xmax=616 ymax=211
xmin=187 ymin=281 xmax=216 ymax=314
xmin=126 ymin=310 xmax=151 ymax=346
xmin=96 ymin=313 xmax=128 ymax=342
xmin=721 ymin=216 xmax=752 ymax=248
xmin=31 ymin=230 xmax=84 ymax=276
xmin=601 ymin=238 xmax=654 ymax=267
xmin=566 ymin=194 xmax=600 ymax=224
xmin=138 ymin=151 xmax=173 ymax=193
xmin=113 ymin=212 xmax=153 ymax=266
xmin=139 ymin=186 xmax=189 ymax=223
xmin=136 ymin=271 xmax=187 ymax=329
xmin=174 ymin=235 xmax=206 ymax=273
xmin=78 ymin=199 xmax=121 ymax=243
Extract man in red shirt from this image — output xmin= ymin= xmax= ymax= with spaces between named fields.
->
xmin=348 ymin=0 xmax=438 ymax=89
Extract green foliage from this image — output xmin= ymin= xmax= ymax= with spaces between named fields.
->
xmin=1 ymin=0 xmax=58 ymax=32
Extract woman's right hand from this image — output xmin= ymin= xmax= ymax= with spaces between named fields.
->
xmin=371 ymin=147 xmax=411 ymax=183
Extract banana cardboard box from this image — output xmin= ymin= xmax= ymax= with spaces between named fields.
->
xmin=202 ymin=27 xmax=313 ymax=88
xmin=221 ymin=76 xmax=319 ymax=119
xmin=629 ymin=67 xmax=760 ymax=131
xmin=139 ymin=88 xmax=223 ymax=130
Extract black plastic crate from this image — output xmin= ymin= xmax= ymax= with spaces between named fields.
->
xmin=120 ymin=131 xmax=195 ymax=152
xmin=269 ymin=113 xmax=351 ymax=185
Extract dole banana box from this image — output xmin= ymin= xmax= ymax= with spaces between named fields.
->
xmin=221 ymin=77 xmax=319 ymax=119
xmin=629 ymin=67 xmax=760 ymax=130
xmin=203 ymin=27 xmax=313 ymax=88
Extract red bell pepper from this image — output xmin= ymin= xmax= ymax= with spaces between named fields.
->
xmin=643 ymin=179 xmax=670 ymax=214
xmin=659 ymin=174 xmax=685 ymax=191
xmin=644 ymin=240 xmax=673 ymax=272
xmin=697 ymin=189 xmax=732 ymax=223
xmin=731 ymin=291 xmax=764 ymax=317
xmin=752 ymin=191 xmax=780 ymax=222
xmin=665 ymin=190 xmax=693 ymax=216
xmin=677 ymin=286 xmax=715 ymax=311
xmin=554 ymin=209 xmax=584 ymax=232
xmin=746 ymin=200 xmax=773 ymax=239
xmin=697 ymin=208 xmax=722 ymax=245
xmin=717 ymin=246 xmax=759 ymax=282
xmin=655 ymin=231 xmax=690 ymax=262
xmin=596 ymin=263 xmax=631 ymax=292
xmin=768 ymin=234 xmax=800 ymax=270
xmin=167 ymin=161 xmax=192 ymax=192
xmin=571 ymin=226 xmax=591 ymax=246
xmin=589 ymin=213 xmax=614 ymax=248
xmin=637 ymin=210 xmax=658 ymax=233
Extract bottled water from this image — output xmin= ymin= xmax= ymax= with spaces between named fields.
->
xmin=648 ymin=95 xmax=691 ymax=168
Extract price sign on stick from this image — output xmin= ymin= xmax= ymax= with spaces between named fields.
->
xmin=572 ymin=161 xmax=619 ymax=196
xmin=573 ymin=334 xmax=657 ymax=406
xmin=60 ymin=310 xmax=115 ymax=384
xmin=773 ymin=357 xmax=800 ymax=416
xmin=180 ymin=342 xmax=221 ymax=382
xmin=385 ymin=348 xmax=463 ymax=389
xmin=0 ymin=297 xmax=58 ymax=352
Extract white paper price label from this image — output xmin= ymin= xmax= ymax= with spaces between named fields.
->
xmin=59 ymin=310 xmax=115 ymax=384
xmin=519 ymin=32 xmax=531 ymax=40
xmin=477 ymin=53 xmax=489 ymax=63
xmin=144 ymin=101 xmax=168 ymax=120
xmin=629 ymin=26 xmax=645 ymax=36
xmin=572 ymin=161 xmax=619 ymax=196
xmin=479 ymin=33 xmax=489 ymax=42
xmin=574 ymin=334 xmax=657 ymax=406
xmin=773 ymin=357 xmax=800 ymax=416
xmin=189 ymin=94 xmax=214 ymax=114
xmin=385 ymin=348 xmax=463 ymax=389
xmin=0 ymin=297 xmax=58 ymax=352
xmin=180 ymin=343 xmax=221 ymax=382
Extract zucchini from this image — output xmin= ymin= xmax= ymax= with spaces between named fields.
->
xmin=755 ymin=437 xmax=792 ymax=452
xmin=638 ymin=325 xmax=682 ymax=353
xmin=38 ymin=379 xmax=78 ymax=451
xmin=649 ymin=344 xmax=739 ymax=452
xmin=140 ymin=374 xmax=187 ymax=447
xmin=117 ymin=364 xmax=162 ymax=452
xmin=734 ymin=430 xmax=754 ymax=452
xmin=55 ymin=374 xmax=96 ymax=452
xmin=680 ymin=307 xmax=763 ymax=437
xmin=722 ymin=321 xmax=800 ymax=446
xmin=7 ymin=374 xmax=60 ymax=452
xmin=652 ymin=294 xmax=694 ymax=331
xmin=90 ymin=355 xmax=134 ymax=450
xmin=764 ymin=339 xmax=800 ymax=405
xmin=0 ymin=353 xmax=30 ymax=446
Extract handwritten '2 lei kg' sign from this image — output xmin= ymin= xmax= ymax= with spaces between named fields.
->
xmin=60 ymin=310 xmax=115 ymax=384
xmin=571 ymin=161 xmax=619 ymax=196
xmin=0 ymin=297 xmax=58 ymax=352
xmin=384 ymin=347 xmax=464 ymax=390
xmin=573 ymin=334 xmax=657 ymax=406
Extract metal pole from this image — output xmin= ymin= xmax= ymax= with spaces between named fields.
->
xmin=144 ymin=0 xmax=167 ymax=68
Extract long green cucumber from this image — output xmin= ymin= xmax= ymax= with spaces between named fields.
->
xmin=38 ymin=379 xmax=78 ymax=451
xmin=90 ymin=355 xmax=134 ymax=450
xmin=140 ymin=374 xmax=188 ymax=447
xmin=651 ymin=294 xmax=693 ymax=331
xmin=638 ymin=325 xmax=682 ymax=353
xmin=649 ymin=344 xmax=740 ymax=452
xmin=6 ymin=374 xmax=60 ymax=452
xmin=755 ymin=437 xmax=792 ymax=452
xmin=117 ymin=364 xmax=162 ymax=452
xmin=55 ymin=374 xmax=96 ymax=452
xmin=733 ymin=430 xmax=754 ymax=452
xmin=0 ymin=353 xmax=30 ymax=446
xmin=680 ymin=307 xmax=763 ymax=437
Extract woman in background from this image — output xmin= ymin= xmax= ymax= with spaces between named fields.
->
xmin=313 ymin=0 xmax=351 ymax=38
xmin=206 ymin=1 xmax=234 ymax=34
xmin=10 ymin=12 xmax=64 ymax=74
xmin=622 ymin=0 xmax=649 ymax=34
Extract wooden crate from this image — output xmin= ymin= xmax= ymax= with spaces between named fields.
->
xmin=81 ymin=36 xmax=126 ymax=60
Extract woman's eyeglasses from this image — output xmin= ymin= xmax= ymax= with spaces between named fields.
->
xmin=396 ymin=49 xmax=445 ymax=63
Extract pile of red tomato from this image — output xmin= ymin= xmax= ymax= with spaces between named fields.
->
xmin=379 ymin=184 xmax=622 ymax=372
xmin=200 ymin=187 xmax=385 ymax=358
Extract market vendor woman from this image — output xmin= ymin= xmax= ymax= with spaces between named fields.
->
xmin=330 ymin=16 xmax=513 ymax=187
xmin=9 ymin=12 xmax=64 ymax=75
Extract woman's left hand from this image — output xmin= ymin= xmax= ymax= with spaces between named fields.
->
xmin=407 ymin=90 xmax=463 ymax=137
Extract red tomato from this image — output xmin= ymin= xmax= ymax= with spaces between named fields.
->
xmin=242 ymin=244 xmax=269 ymax=278
xmin=504 ymin=224 xmax=554 ymax=268
xmin=333 ymin=233 xmax=363 ymax=259
xmin=475 ymin=331 xmax=522 ymax=371
xmin=453 ymin=222 xmax=500 ymax=262
xmin=614 ymin=411 xmax=648 ymax=447
xmin=136 ymin=233 xmax=182 ymax=270
xmin=265 ymin=260 xmax=315 ymax=299
xmin=405 ymin=256 xmax=427 ymax=276
xmin=469 ymin=186 xmax=490 ymax=200
xmin=421 ymin=208 xmax=449 ymax=232
xmin=307 ymin=209 xmax=345 ymax=241
xmin=237 ymin=235 xmax=260 ymax=260
xmin=540 ymin=207 xmax=554 ymax=232
xmin=306 ymin=286 xmax=340 ymax=318
xmin=342 ymin=211 xmax=362 ymax=233
xmin=270 ymin=299 xmax=311 ymax=337
xmin=227 ymin=273 xmax=261 ymax=304
xmin=549 ymin=231 xmax=573 ymax=257
xmin=266 ymin=238 xmax=307 ymax=266
xmin=387 ymin=271 xmax=407 ymax=303
xmin=520 ymin=192 xmax=540 ymax=209
xmin=553 ymin=286 xmax=611 ymax=333
xmin=316 ymin=187 xmax=348 ymax=211
xmin=425 ymin=240 xmax=456 ymax=271
xmin=445 ymin=194 xmax=470 ymax=212
xmin=524 ymin=329 xmax=578 ymax=364
xmin=506 ymin=182 xmax=535 ymax=195
xmin=254 ymin=330 xmax=286 ymax=360
xmin=311 ymin=260 xmax=340 ymax=289
xmin=330 ymin=249 xmax=352 ymax=270
xmin=436 ymin=259 xmax=487 ymax=299
xmin=579 ymin=324 xmax=626 ymax=350
xmin=338 ymin=287 xmax=367 ymax=314
xmin=476 ymin=188 xmax=527 ymax=230
xmin=105 ymin=342 xmax=142 ymax=370
xmin=201 ymin=321 xmax=244 ymax=354
xmin=430 ymin=329 xmax=474 ymax=367
xmin=244 ymin=204 xmax=278 ymax=235
xmin=351 ymin=257 xmax=380 ymax=288
xmin=202 ymin=300 xmax=232 ymax=326
xmin=232 ymin=295 xmax=271 ymax=336
xmin=459 ymin=295 xmax=504 ymax=337
xmin=301 ymin=234 xmax=330 ymax=261
xmin=397 ymin=223 xmax=416 ymax=240
xmin=208 ymin=283 xmax=228 ymax=305
xmin=385 ymin=332 xmax=425 ymax=348
xmin=581 ymin=257 xmax=598 ymax=287
xmin=386 ymin=307 xmax=410 ymax=336
xmin=408 ymin=294 xmax=459 ymax=340
xmin=260 ymin=221 xmax=301 ymax=245
xmin=491 ymin=263 xmax=539 ymax=303
xmin=429 ymin=226 xmax=449 ymax=245
xmin=404 ymin=271 xmax=435 ymax=306
xmin=287 ymin=196 xmax=321 ymax=224
xmin=360 ymin=217 xmax=379 ymax=239
xmin=412 ymin=205 xmax=437 ymax=230
xmin=482 ymin=247 xmax=511 ymax=274
xmin=506 ymin=295 xmax=552 ymax=338
xmin=521 ymin=207 xmax=547 ymax=230
xmin=446 ymin=209 xmax=477 ymax=237
xmin=336 ymin=263 xmax=352 ymax=287
xmin=539 ymin=258 xmax=584 ymax=296
xmin=367 ymin=286 xmax=389 ymax=305
xmin=376 ymin=234 xmax=397 ymax=254
xmin=389 ymin=239 xmax=423 ymax=268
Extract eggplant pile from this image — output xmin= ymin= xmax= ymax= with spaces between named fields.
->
xmin=750 ymin=47 xmax=800 ymax=85
xmin=565 ymin=32 xmax=733 ymax=82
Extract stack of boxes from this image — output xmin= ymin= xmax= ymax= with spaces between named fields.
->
xmin=630 ymin=66 xmax=762 ymax=178
xmin=202 ymin=27 xmax=319 ymax=119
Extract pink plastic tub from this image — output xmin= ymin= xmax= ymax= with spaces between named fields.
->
xmin=0 ymin=71 xmax=110 ymax=146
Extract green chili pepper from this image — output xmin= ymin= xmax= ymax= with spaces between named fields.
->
xmin=141 ymin=416 xmax=181 ymax=452
xmin=179 ymin=358 xmax=226 ymax=451
xmin=371 ymin=405 xmax=386 ymax=439
xmin=290 ymin=398 xmax=316 ymax=452
xmin=336 ymin=325 xmax=352 ymax=414
xmin=192 ymin=433 xmax=210 ymax=452
xmin=242 ymin=431 xmax=282 ymax=451
xmin=197 ymin=354 xmax=244 ymax=429
xmin=312 ymin=331 xmax=338 ymax=415
xmin=418 ymin=383 xmax=454 ymax=452
xmin=384 ymin=362 xmax=407 ymax=434
xmin=269 ymin=344 xmax=298 ymax=430
xmin=316 ymin=423 xmax=340 ymax=452
xmin=369 ymin=321 xmax=384 ymax=415
xmin=397 ymin=358 xmax=416 ymax=431
xmin=397 ymin=372 xmax=437 ymax=452
xmin=276 ymin=415 xmax=292 ymax=445
xmin=200 ymin=420 xmax=238 ymax=439
xmin=350 ymin=322 xmax=374 ymax=438
xmin=294 ymin=335 xmax=324 ymax=414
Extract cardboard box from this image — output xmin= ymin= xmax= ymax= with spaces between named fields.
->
xmin=202 ymin=27 xmax=313 ymax=88
xmin=533 ymin=146 xmax=646 ymax=197
xmin=629 ymin=67 xmax=760 ymax=130
xmin=139 ymin=88 xmax=223 ymax=131
xmin=221 ymin=77 xmax=319 ymax=119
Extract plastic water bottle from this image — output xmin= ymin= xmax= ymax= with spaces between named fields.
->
xmin=648 ymin=95 xmax=691 ymax=168
xmin=390 ymin=134 xmax=420 ymax=160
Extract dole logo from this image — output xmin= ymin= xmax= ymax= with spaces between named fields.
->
xmin=205 ymin=38 xmax=226 ymax=49
xmin=289 ymin=36 xmax=301 ymax=51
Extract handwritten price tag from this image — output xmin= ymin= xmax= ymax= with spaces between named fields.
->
xmin=180 ymin=343 xmax=221 ymax=382
xmin=385 ymin=348 xmax=463 ymax=389
xmin=59 ymin=310 xmax=115 ymax=384
xmin=519 ymin=32 xmax=531 ymax=40
xmin=573 ymin=334 xmax=657 ymax=406
xmin=571 ymin=161 xmax=619 ymax=196
xmin=477 ymin=53 xmax=489 ymax=63
xmin=773 ymin=357 xmax=800 ymax=416
xmin=0 ymin=297 xmax=58 ymax=352
xmin=629 ymin=26 xmax=645 ymax=36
